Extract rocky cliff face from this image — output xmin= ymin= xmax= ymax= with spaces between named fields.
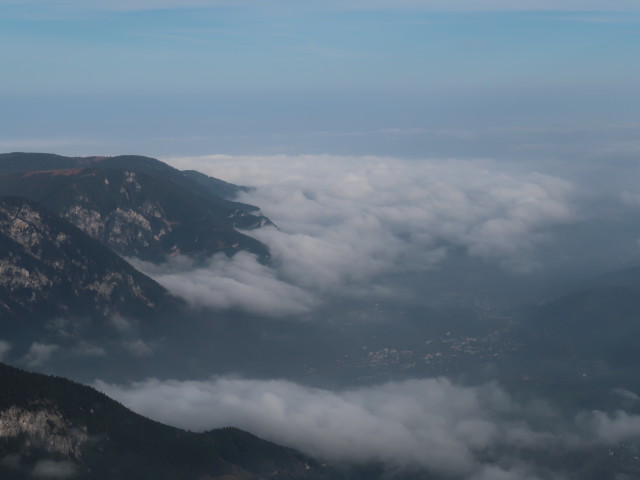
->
xmin=0 ymin=196 xmax=176 ymax=323
xmin=0 ymin=405 xmax=88 ymax=459
xmin=0 ymin=160 xmax=271 ymax=263
xmin=0 ymin=362 xmax=336 ymax=480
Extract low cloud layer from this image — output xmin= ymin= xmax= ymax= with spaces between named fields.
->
xmin=170 ymin=155 xmax=577 ymax=275
xmin=97 ymin=375 xmax=640 ymax=479
xmin=131 ymin=253 xmax=317 ymax=317
xmin=22 ymin=343 xmax=59 ymax=369
xmin=154 ymin=155 xmax=579 ymax=316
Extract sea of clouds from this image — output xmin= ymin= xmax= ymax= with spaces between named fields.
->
xmin=150 ymin=154 xmax=585 ymax=317
xmin=96 ymin=153 xmax=640 ymax=479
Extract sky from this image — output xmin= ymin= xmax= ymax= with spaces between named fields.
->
xmin=3 ymin=3 xmax=640 ymax=478
xmin=1 ymin=0 xmax=640 ymax=157
xmin=3 ymin=1 xmax=638 ymax=94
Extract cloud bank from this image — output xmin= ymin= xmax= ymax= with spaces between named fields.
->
xmin=151 ymin=154 xmax=579 ymax=316
xmin=131 ymin=253 xmax=317 ymax=317
xmin=170 ymin=155 xmax=577 ymax=275
xmin=96 ymin=377 xmax=550 ymax=477
xmin=97 ymin=375 xmax=639 ymax=479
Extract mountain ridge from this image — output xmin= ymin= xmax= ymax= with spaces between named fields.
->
xmin=0 ymin=195 xmax=178 ymax=324
xmin=0 ymin=167 xmax=270 ymax=263
xmin=0 ymin=361 xmax=336 ymax=479
xmin=0 ymin=153 xmax=273 ymax=263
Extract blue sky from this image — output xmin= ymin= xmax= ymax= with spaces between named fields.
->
xmin=1 ymin=1 xmax=639 ymax=157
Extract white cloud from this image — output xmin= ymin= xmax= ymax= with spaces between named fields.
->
xmin=96 ymin=374 xmax=640 ymax=477
xmin=144 ymin=154 xmax=581 ymax=316
xmin=109 ymin=314 xmax=132 ymax=332
xmin=167 ymin=154 xmax=576 ymax=281
xmin=131 ymin=253 xmax=317 ymax=317
xmin=0 ymin=340 xmax=11 ymax=361
xmin=578 ymin=410 xmax=640 ymax=445
xmin=96 ymin=376 xmax=562 ymax=477
xmin=123 ymin=339 xmax=153 ymax=357
xmin=22 ymin=342 xmax=59 ymax=368
xmin=613 ymin=388 xmax=640 ymax=403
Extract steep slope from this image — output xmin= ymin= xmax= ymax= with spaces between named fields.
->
xmin=0 ymin=362 xmax=335 ymax=480
xmin=577 ymin=265 xmax=640 ymax=291
xmin=78 ymin=155 xmax=273 ymax=230
xmin=518 ymin=286 xmax=640 ymax=362
xmin=0 ymin=152 xmax=273 ymax=259
xmin=0 ymin=196 xmax=177 ymax=325
xmin=0 ymin=167 xmax=269 ymax=263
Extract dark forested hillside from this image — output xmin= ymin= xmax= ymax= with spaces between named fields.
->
xmin=0 ymin=167 xmax=269 ymax=262
xmin=504 ymin=268 xmax=640 ymax=408
xmin=0 ymin=153 xmax=272 ymax=262
xmin=0 ymin=196 xmax=177 ymax=325
xmin=0 ymin=362 xmax=335 ymax=479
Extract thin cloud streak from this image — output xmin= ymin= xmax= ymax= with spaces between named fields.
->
xmin=4 ymin=0 xmax=640 ymax=13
